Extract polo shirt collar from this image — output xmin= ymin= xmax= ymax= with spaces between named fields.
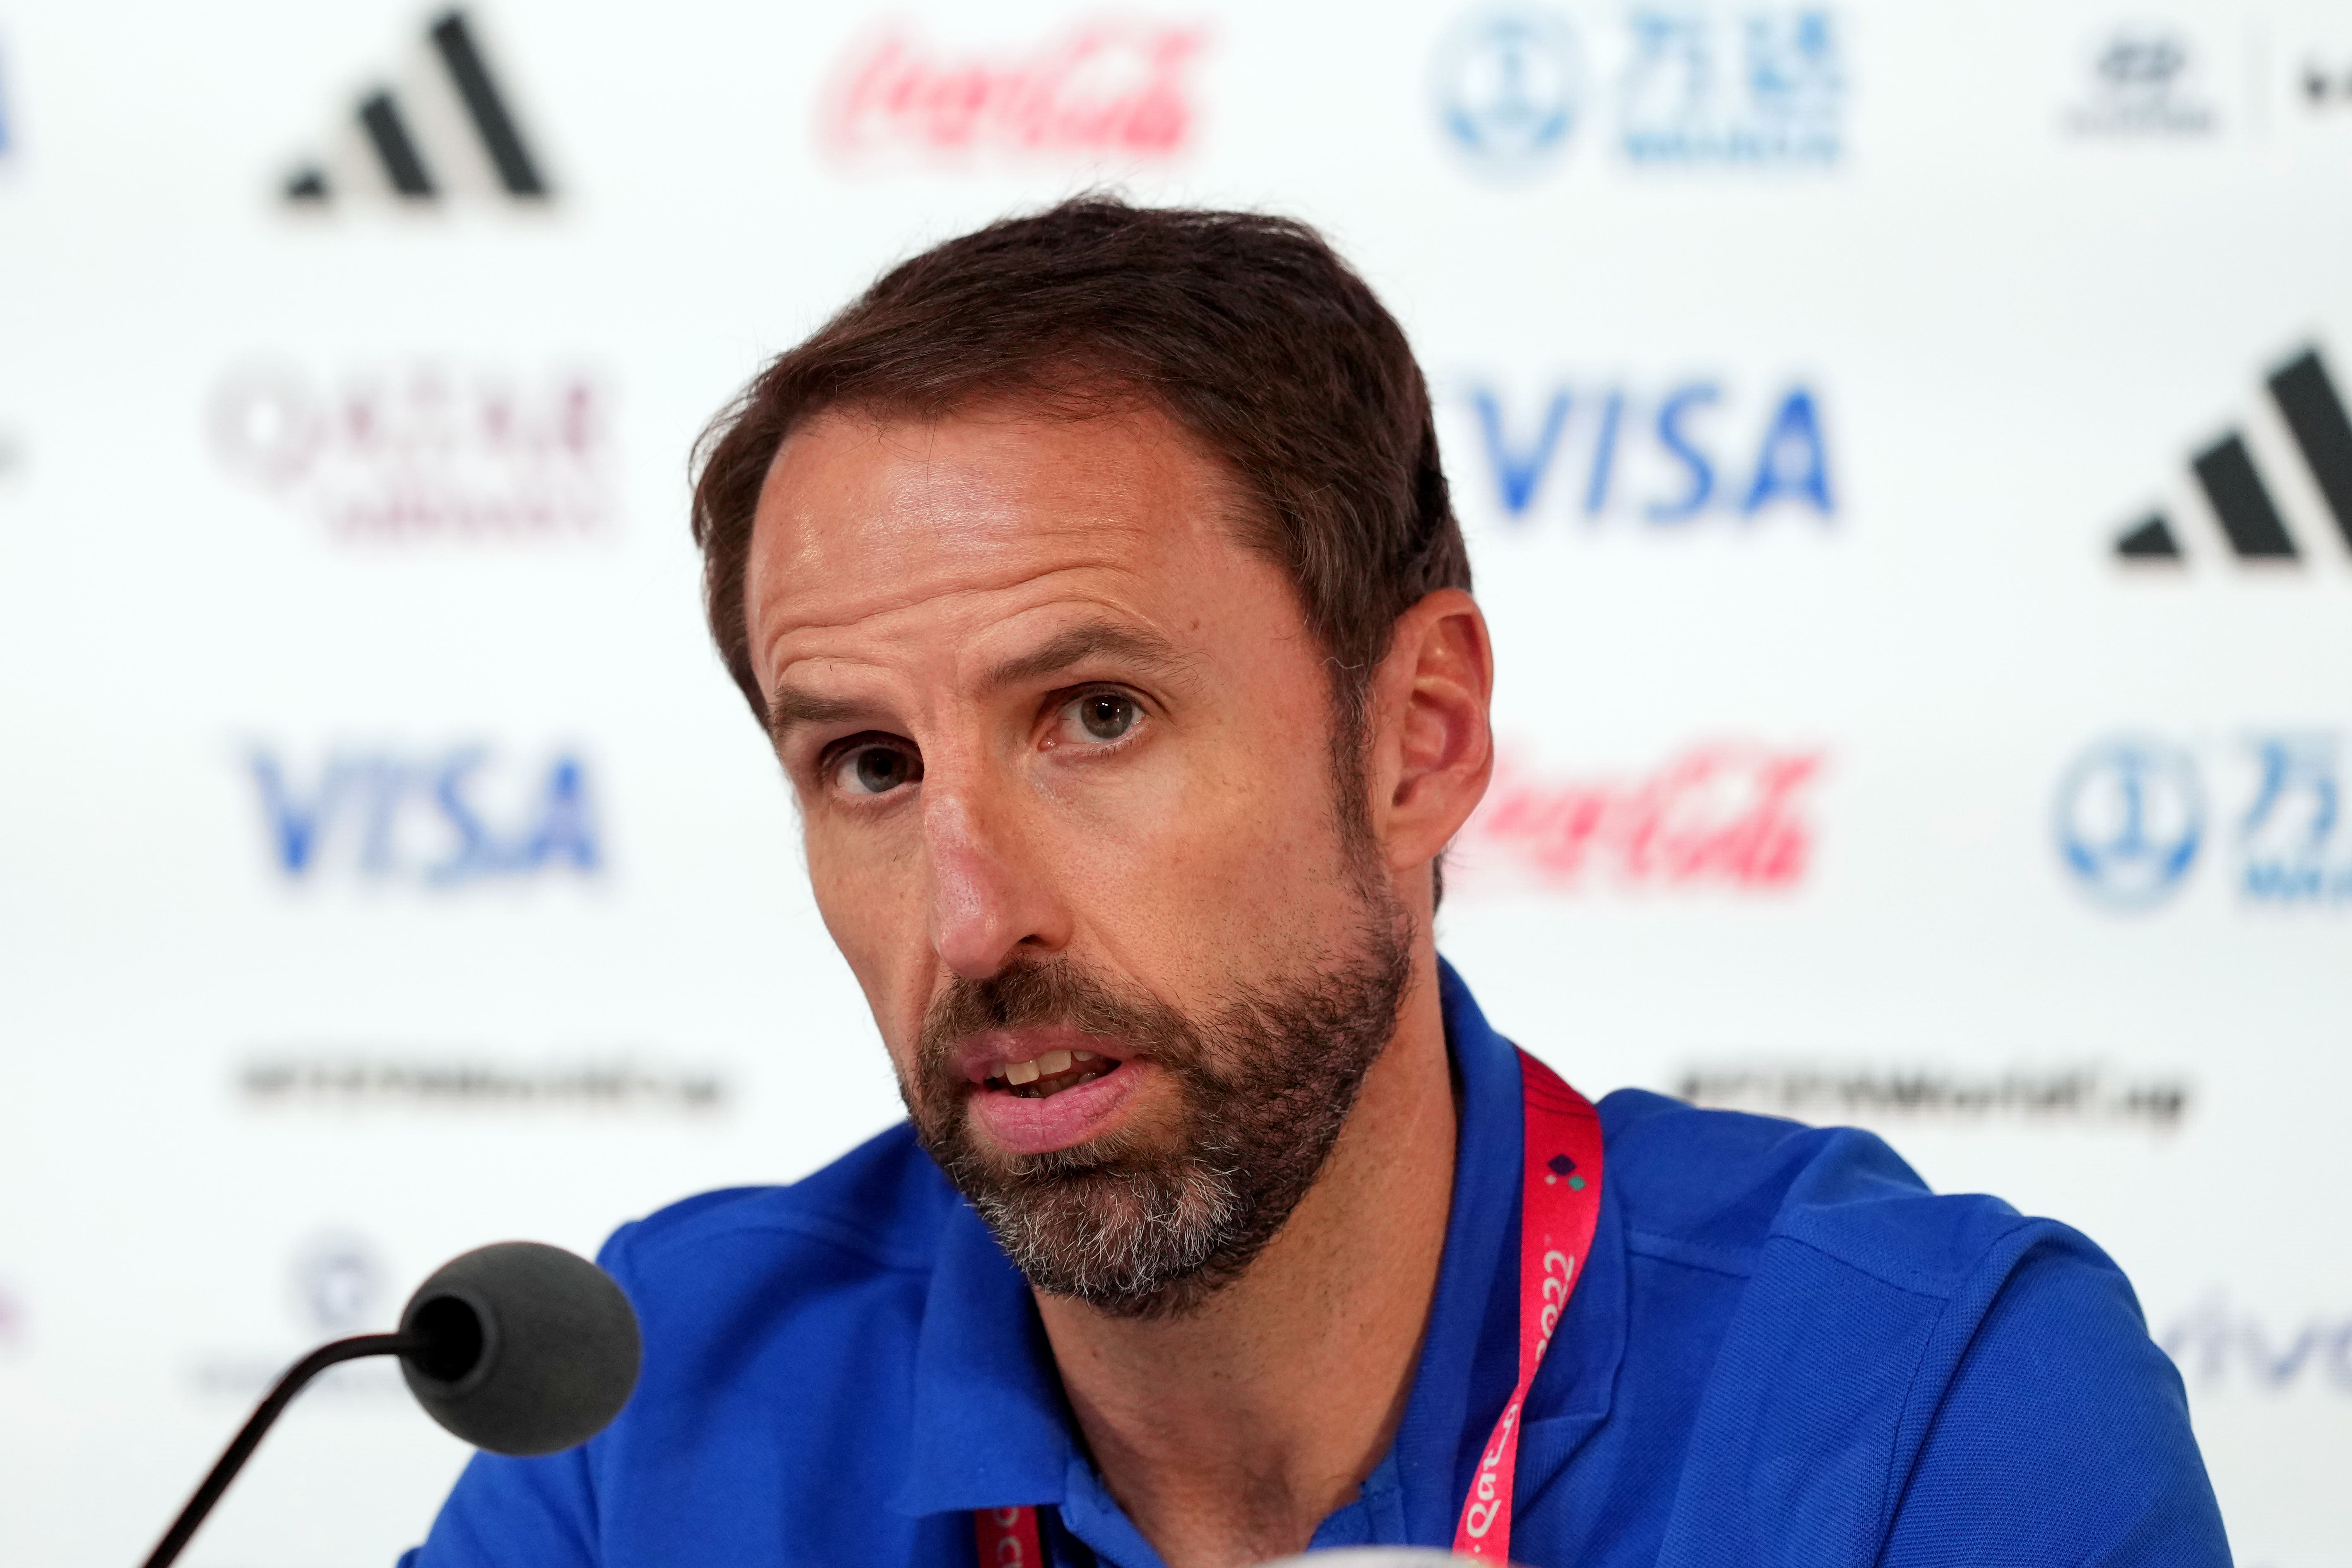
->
xmin=889 ymin=958 xmax=1626 ymax=1541
xmin=1314 ymin=961 xmax=1626 ymax=1545
xmin=892 ymin=1201 xmax=1072 ymax=1517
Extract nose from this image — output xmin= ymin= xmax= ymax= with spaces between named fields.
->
xmin=921 ymin=782 xmax=1070 ymax=980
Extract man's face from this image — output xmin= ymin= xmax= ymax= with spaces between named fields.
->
xmin=744 ymin=401 xmax=1411 ymax=1314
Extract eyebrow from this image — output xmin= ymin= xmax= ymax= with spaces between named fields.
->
xmin=980 ymin=621 xmax=1200 ymax=692
xmin=763 ymin=620 xmax=1199 ymax=748
xmin=765 ymin=687 xmax=873 ymax=748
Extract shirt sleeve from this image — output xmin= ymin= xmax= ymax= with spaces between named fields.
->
xmin=399 ymin=1444 xmax=601 ymax=1568
xmin=1878 ymin=1235 xmax=2232 ymax=1568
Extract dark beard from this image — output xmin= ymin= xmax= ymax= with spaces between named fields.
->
xmin=901 ymin=904 xmax=1414 ymax=1319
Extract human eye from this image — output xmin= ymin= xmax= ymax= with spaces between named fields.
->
xmin=825 ymin=736 xmax=924 ymax=798
xmin=1053 ymin=689 xmax=1145 ymax=748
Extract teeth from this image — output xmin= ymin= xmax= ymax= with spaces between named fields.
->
xmin=988 ymin=1049 xmax=1117 ymax=1092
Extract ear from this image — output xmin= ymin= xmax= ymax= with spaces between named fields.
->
xmin=1365 ymin=588 xmax=1495 ymax=886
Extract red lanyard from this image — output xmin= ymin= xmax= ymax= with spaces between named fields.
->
xmin=1453 ymin=1050 xmax=1603 ymax=1561
xmin=974 ymin=1505 xmax=1044 ymax=1568
xmin=975 ymin=1049 xmax=1604 ymax=1568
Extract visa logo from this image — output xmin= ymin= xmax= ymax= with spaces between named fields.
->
xmin=1464 ymin=380 xmax=1835 ymax=525
xmin=248 ymin=746 xmax=601 ymax=885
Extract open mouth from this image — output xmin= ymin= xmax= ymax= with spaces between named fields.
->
xmin=984 ymin=1048 xmax=1119 ymax=1100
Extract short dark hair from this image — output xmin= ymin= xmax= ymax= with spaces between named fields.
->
xmin=689 ymin=196 xmax=1470 ymax=742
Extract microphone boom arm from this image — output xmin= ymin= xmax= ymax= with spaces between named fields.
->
xmin=136 ymin=1239 xmax=640 ymax=1567
xmin=142 ymin=1331 xmax=427 ymax=1568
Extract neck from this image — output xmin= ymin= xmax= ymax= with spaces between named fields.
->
xmin=1034 ymin=949 xmax=1459 ymax=1568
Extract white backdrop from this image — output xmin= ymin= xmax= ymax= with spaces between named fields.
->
xmin=1 ymin=1 xmax=2347 ymax=1563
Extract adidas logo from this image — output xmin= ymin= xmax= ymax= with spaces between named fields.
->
xmin=2114 ymin=344 xmax=2352 ymax=566
xmin=281 ymin=9 xmax=550 ymax=207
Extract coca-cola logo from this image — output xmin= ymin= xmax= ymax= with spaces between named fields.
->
xmin=821 ymin=19 xmax=1207 ymax=161
xmin=208 ymin=360 xmax=616 ymax=541
xmin=1455 ymin=741 xmax=1824 ymax=892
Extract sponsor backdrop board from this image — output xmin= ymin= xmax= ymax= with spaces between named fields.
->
xmin=0 ymin=0 xmax=2346 ymax=1562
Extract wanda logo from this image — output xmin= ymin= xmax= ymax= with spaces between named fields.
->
xmin=821 ymin=19 xmax=1207 ymax=159
xmin=1455 ymin=742 xmax=1823 ymax=892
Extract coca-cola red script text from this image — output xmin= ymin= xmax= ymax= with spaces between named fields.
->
xmin=823 ymin=21 xmax=1205 ymax=160
xmin=1457 ymin=743 xmax=1824 ymax=892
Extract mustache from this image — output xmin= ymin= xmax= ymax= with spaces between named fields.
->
xmin=916 ymin=954 xmax=1201 ymax=1072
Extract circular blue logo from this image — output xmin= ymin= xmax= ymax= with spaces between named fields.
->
xmin=2054 ymin=739 xmax=2203 ymax=909
xmin=1433 ymin=12 xmax=1582 ymax=173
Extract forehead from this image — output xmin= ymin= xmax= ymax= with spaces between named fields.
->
xmin=744 ymin=402 xmax=1285 ymax=683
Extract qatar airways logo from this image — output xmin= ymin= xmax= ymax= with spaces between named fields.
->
xmin=821 ymin=19 xmax=1207 ymax=162
xmin=1453 ymin=742 xmax=1824 ymax=894
xmin=209 ymin=360 xmax=616 ymax=541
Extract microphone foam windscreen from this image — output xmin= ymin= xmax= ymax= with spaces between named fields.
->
xmin=398 ymin=1241 xmax=642 ymax=1457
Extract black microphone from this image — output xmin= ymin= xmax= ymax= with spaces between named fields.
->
xmin=142 ymin=1241 xmax=641 ymax=1568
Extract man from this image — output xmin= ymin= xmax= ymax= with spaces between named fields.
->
xmin=404 ymin=199 xmax=2227 ymax=1568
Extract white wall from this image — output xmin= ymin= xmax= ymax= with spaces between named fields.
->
xmin=0 ymin=1 xmax=2344 ymax=1563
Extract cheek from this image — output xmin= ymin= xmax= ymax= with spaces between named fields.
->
xmin=803 ymin=815 xmax=930 ymax=1035
xmin=1058 ymin=709 xmax=1353 ymax=960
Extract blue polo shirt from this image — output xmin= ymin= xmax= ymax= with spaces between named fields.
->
xmin=402 ymin=961 xmax=2228 ymax=1567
